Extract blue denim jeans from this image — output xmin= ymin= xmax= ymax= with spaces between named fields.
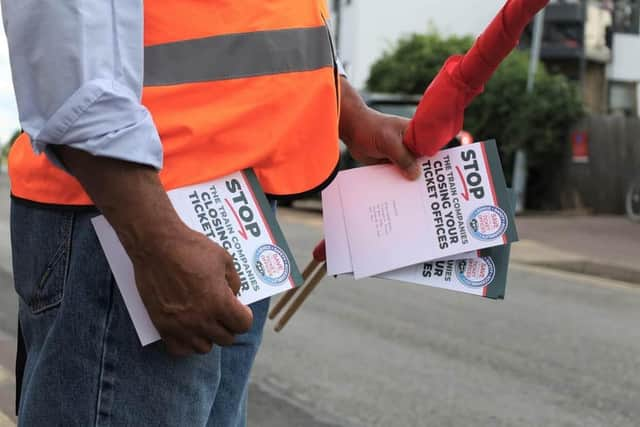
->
xmin=11 ymin=198 xmax=269 ymax=426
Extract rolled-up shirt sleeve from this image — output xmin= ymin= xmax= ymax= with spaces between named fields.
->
xmin=1 ymin=0 xmax=163 ymax=170
xmin=336 ymin=58 xmax=348 ymax=78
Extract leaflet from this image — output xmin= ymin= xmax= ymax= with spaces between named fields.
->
xmin=92 ymin=169 xmax=302 ymax=346
xmin=322 ymin=180 xmax=478 ymax=276
xmin=329 ymin=140 xmax=518 ymax=279
xmin=382 ymin=246 xmax=510 ymax=299
xmin=377 ymin=189 xmax=516 ymax=299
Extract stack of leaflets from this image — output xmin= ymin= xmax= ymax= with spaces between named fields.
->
xmin=93 ymin=170 xmax=303 ymax=345
xmin=322 ymin=140 xmax=518 ymax=299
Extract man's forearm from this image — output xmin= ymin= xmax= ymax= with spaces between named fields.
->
xmin=54 ymin=146 xmax=183 ymax=258
xmin=336 ymin=76 xmax=419 ymax=179
xmin=338 ymin=76 xmax=371 ymax=145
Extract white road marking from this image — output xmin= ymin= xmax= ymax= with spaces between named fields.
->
xmin=0 ymin=410 xmax=15 ymax=427
xmin=0 ymin=365 xmax=13 ymax=386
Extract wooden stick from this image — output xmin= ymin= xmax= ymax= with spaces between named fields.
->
xmin=274 ymin=262 xmax=327 ymax=332
xmin=268 ymin=258 xmax=320 ymax=320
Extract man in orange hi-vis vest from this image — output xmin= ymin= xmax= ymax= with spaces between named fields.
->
xmin=2 ymin=1 xmax=419 ymax=425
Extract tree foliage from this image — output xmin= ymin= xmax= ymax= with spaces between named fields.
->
xmin=366 ymin=32 xmax=584 ymax=209
xmin=367 ymin=33 xmax=475 ymax=94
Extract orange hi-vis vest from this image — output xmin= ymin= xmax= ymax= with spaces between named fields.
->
xmin=9 ymin=0 xmax=340 ymax=206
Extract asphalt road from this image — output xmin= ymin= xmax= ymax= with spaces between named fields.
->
xmin=0 ymin=184 xmax=639 ymax=426
xmin=253 ymin=207 xmax=640 ymax=427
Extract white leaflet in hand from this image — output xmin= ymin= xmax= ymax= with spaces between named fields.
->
xmin=322 ymin=178 xmax=354 ymax=276
xmin=323 ymin=175 xmax=478 ymax=277
xmin=382 ymin=256 xmax=493 ymax=297
xmin=92 ymin=216 xmax=161 ymax=345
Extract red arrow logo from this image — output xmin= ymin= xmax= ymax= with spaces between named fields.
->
xmin=456 ymin=166 xmax=470 ymax=201
xmin=225 ymin=199 xmax=248 ymax=240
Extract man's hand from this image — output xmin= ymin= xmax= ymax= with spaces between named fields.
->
xmin=339 ymin=77 xmax=421 ymax=180
xmin=130 ymin=224 xmax=253 ymax=356
xmin=55 ymin=146 xmax=253 ymax=355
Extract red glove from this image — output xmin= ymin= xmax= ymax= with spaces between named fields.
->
xmin=403 ymin=56 xmax=481 ymax=157
xmin=404 ymin=0 xmax=550 ymax=157
xmin=313 ymin=240 xmax=327 ymax=263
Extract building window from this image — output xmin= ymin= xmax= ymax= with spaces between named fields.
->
xmin=612 ymin=0 xmax=640 ymax=34
xmin=609 ymin=81 xmax=638 ymax=115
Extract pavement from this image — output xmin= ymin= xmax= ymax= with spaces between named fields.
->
xmin=293 ymin=199 xmax=640 ymax=285
xmin=511 ymin=215 xmax=640 ymax=285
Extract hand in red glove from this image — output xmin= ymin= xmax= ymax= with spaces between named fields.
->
xmin=404 ymin=0 xmax=550 ymax=157
xmin=313 ymin=240 xmax=327 ymax=263
xmin=403 ymin=56 xmax=481 ymax=157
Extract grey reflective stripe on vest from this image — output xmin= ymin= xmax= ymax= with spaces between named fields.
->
xmin=144 ymin=26 xmax=334 ymax=86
